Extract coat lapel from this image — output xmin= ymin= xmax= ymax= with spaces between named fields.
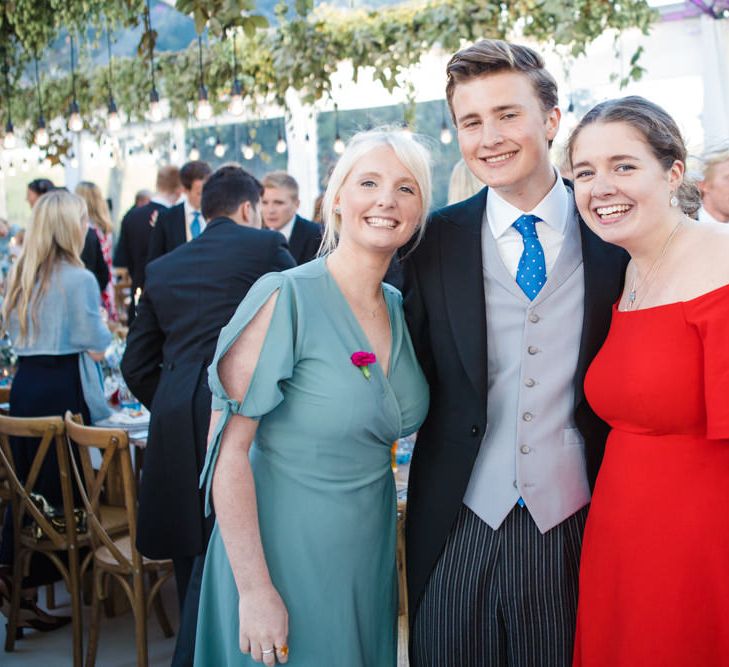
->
xmin=574 ymin=219 xmax=628 ymax=407
xmin=440 ymin=190 xmax=488 ymax=401
xmin=288 ymin=217 xmax=303 ymax=261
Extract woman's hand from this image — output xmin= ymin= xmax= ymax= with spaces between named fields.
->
xmin=239 ymin=583 xmax=289 ymax=665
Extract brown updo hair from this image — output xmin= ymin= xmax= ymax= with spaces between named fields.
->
xmin=567 ymin=96 xmax=701 ymax=217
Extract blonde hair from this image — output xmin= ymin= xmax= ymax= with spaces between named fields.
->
xmin=447 ymin=159 xmax=483 ymax=204
xmin=75 ymin=181 xmax=113 ymax=235
xmin=320 ymin=128 xmax=432 ymax=255
xmin=701 ymin=147 xmax=729 ymax=183
xmin=3 ymin=191 xmax=86 ymax=344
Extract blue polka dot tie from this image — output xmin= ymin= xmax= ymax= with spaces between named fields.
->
xmin=191 ymin=211 xmax=201 ymax=239
xmin=513 ymin=214 xmax=546 ymax=300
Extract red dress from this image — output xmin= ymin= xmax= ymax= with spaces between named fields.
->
xmin=574 ymin=284 xmax=729 ymax=667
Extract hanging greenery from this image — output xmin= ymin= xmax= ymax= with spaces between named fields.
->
xmin=1 ymin=0 xmax=656 ymax=158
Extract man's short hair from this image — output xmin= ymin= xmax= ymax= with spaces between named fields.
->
xmin=445 ymin=39 xmax=559 ymax=121
xmin=261 ymin=171 xmax=299 ymax=198
xmin=156 ymin=166 xmax=181 ymax=194
xmin=180 ymin=161 xmax=213 ymax=190
xmin=201 ymin=165 xmax=263 ymax=221
xmin=702 ymin=148 xmax=729 ymax=182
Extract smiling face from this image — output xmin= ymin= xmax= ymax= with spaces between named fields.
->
xmin=571 ymin=121 xmax=684 ymax=248
xmin=335 ymin=145 xmax=423 ymax=256
xmin=261 ymin=186 xmax=299 ymax=231
xmin=452 ymin=70 xmax=560 ymax=210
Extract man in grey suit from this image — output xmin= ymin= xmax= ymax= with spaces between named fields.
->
xmin=403 ymin=39 xmax=627 ymax=665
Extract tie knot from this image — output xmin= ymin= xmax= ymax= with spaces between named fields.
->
xmin=512 ymin=214 xmax=541 ymax=238
xmin=192 ymin=211 xmax=200 ymax=221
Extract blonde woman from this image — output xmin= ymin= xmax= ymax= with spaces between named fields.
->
xmin=195 ymin=129 xmax=432 ymax=666
xmin=0 ymin=190 xmax=110 ymax=625
xmin=75 ymin=181 xmax=117 ymax=321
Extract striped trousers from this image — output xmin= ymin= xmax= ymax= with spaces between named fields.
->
xmin=411 ymin=504 xmax=587 ymax=667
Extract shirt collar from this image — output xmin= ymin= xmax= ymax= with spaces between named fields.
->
xmin=277 ymin=215 xmax=297 ymax=241
xmin=698 ymin=206 xmax=726 ymax=224
xmin=184 ymin=199 xmax=202 ymax=221
xmin=486 ymin=169 xmax=570 ymax=238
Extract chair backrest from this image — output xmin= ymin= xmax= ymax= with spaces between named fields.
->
xmin=0 ymin=414 xmax=78 ymax=550
xmin=63 ymin=412 xmax=140 ymax=572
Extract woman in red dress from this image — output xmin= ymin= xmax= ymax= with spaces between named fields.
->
xmin=568 ymin=96 xmax=729 ymax=666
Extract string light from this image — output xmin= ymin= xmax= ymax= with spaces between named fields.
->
xmin=228 ymin=31 xmax=244 ymax=116
xmin=189 ymin=141 xmax=200 ymax=161
xmin=195 ymin=35 xmax=212 ymax=122
xmin=67 ymin=35 xmax=83 ymax=132
xmin=33 ymin=55 xmax=49 ymax=147
xmin=275 ymin=119 xmax=287 ymax=154
xmin=106 ymin=28 xmax=122 ymax=131
xmin=333 ymin=103 xmax=345 ymax=154
xmin=241 ymin=130 xmax=254 ymax=160
xmin=439 ymin=102 xmax=452 ymax=144
xmin=145 ymin=0 xmax=162 ymax=122
xmin=213 ymin=135 xmax=227 ymax=157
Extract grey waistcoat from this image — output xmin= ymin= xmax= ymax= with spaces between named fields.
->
xmin=462 ymin=207 xmax=590 ymax=533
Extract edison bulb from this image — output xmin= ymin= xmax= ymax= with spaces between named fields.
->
xmin=242 ymin=143 xmax=254 ymax=160
xmin=333 ymin=136 xmax=345 ymax=154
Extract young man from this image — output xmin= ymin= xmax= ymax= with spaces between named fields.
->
xmin=146 ymin=160 xmax=212 ymax=263
xmin=403 ymin=39 xmax=628 ymax=665
xmin=698 ymin=149 xmax=729 ymax=224
xmin=261 ymin=171 xmax=322 ymax=264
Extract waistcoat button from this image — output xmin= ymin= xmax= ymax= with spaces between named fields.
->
xmin=527 ymin=345 xmax=539 ymax=355
xmin=524 ymin=378 xmax=536 ymax=387
xmin=470 ymin=425 xmax=479 ymax=436
xmin=529 ymin=313 xmax=540 ymax=323
xmin=522 ymin=412 xmax=533 ymax=422
xmin=520 ymin=445 xmax=531 ymax=454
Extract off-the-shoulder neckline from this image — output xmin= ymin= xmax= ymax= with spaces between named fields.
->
xmin=615 ymin=281 xmax=729 ymax=314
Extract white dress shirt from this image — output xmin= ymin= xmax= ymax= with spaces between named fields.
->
xmin=184 ymin=200 xmax=206 ymax=242
xmin=698 ymin=206 xmax=726 ymax=224
xmin=275 ymin=214 xmax=297 ymax=241
xmin=485 ymin=172 xmax=573 ymax=278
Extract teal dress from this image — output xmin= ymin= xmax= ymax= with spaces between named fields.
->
xmin=194 ymin=258 xmax=429 ymax=666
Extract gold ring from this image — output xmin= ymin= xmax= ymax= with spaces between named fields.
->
xmin=276 ymin=645 xmax=289 ymax=657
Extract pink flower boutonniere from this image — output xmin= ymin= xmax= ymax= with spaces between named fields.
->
xmin=351 ymin=351 xmax=377 ymax=380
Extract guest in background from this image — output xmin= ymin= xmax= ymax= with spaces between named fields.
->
xmin=568 ymin=95 xmax=729 ymax=666
xmin=446 ymin=158 xmax=483 ymax=204
xmin=261 ymin=171 xmax=322 ymax=264
xmin=0 ymin=190 xmax=111 ymax=631
xmin=698 ymin=148 xmax=729 ymax=224
xmin=134 ymin=189 xmax=153 ymax=208
xmin=121 ymin=165 xmax=295 ymax=667
xmin=113 ymin=166 xmax=182 ymax=324
xmin=194 ymin=129 xmax=430 ymax=666
xmin=25 ymin=179 xmax=54 ymax=209
xmin=75 ymin=181 xmax=117 ymax=321
xmin=147 ymin=161 xmax=212 ymax=263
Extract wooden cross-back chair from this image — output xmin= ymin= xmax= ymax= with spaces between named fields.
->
xmin=0 ymin=415 xmax=84 ymax=665
xmin=64 ymin=412 xmax=174 ymax=667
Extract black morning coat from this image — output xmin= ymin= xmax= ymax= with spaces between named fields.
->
xmin=401 ymin=184 xmax=629 ymax=625
xmin=287 ymin=214 xmax=323 ymax=265
xmin=112 ymin=201 xmax=168 ymax=322
xmin=146 ymin=201 xmax=187 ymax=265
xmin=121 ymin=217 xmax=296 ymax=560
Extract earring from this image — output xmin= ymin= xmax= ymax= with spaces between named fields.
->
xmin=669 ymin=193 xmax=679 ymax=208
xmin=334 ymin=206 xmax=341 ymax=215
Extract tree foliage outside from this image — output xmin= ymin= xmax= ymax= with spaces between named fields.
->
xmin=1 ymin=0 xmax=656 ymax=159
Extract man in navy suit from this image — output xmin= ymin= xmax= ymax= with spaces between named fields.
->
xmin=146 ymin=160 xmax=212 ymax=264
xmin=113 ymin=166 xmax=182 ymax=323
xmin=261 ymin=171 xmax=322 ymax=264
xmin=121 ymin=165 xmax=295 ymax=666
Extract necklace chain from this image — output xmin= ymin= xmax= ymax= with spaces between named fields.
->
xmin=627 ymin=220 xmax=683 ymax=311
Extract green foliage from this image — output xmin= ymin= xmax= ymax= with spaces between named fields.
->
xmin=1 ymin=0 xmax=657 ymax=160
